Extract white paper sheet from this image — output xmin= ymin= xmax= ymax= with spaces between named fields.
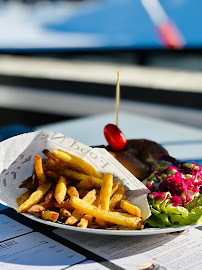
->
xmin=0 ymin=232 xmax=85 ymax=270
xmin=0 ymin=214 xmax=32 ymax=242
xmin=54 ymin=227 xmax=202 ymax=270
xmin=69 ymin=260 xmax=110 ymax=270
xmin=0 ymin=131 xmax=150 ymax=220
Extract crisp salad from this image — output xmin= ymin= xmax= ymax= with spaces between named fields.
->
xmin=143 ymin=155 xmax=202 ymax=228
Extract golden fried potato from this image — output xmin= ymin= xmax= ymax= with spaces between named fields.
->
xmin=19 ymin=175 xmax=38 ymax=191
xmin=76 ymin=177 xmax=93 ymax=190
xmin=54 ymin=176 xmax=68 ymax=203
xmin=61 ymin=168 xmax=103 ymax=188
xmin=59 ymin=208 xmax=72 ymax=219
xmin=53 ymin=149 xmax=102 ymax=179
xmin=109 ymin=186 xmax=125 ymax=209
xmin=16 ymin=190 xmax=33 ymax=206
xmin=120 ymin=200 xmax=141 ymax=217
xmin=77 ymin=218 xmax=88 ymax=228
xmin=70 ymin=196 xmax=143 ymax=229
xmin=28 ymin=191 xmax=55 ymax=213
xmin=54 ymin=200 xmax=74 ymax=211
xmin=17 ymin=182 xmax=52 ymax=213
xmin=65 ymin=189 xmax=96 ymax=225
xmin=98 ymin=173 xmax=113 ymax=211
xmin=16 ymin=149 xmax=144 ymax=231
xmin=34 ymin=155 xmax=46 ymax=185
xmin=41 ymin=210 xmax=59 ymax=223
xmin=67 ymin=186 xmax=79 ymax=198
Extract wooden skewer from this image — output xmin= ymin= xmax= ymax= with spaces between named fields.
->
xmin=116 ymin=70 xmax=120 ymax=126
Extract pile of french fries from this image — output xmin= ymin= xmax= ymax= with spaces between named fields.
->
xmin=16 ymin=149 xmax=144 ymax=230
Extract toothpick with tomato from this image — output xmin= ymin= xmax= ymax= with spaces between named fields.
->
xmin=104 ymin=71 xmax=127 ymax=152
xmin=103 ymin=71 xmax=168 ymax=180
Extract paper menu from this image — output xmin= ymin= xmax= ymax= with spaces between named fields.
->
xmin=0 ymin=214 xmax=32 ymax=242
xmin=0 ymin=131 xmax=150 ymax=219
xmin=0 ymin=232 xmax=85 ymax=270
xmin=53 ymin=227 xmax=202 ymax=270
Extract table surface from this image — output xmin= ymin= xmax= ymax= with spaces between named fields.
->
xmin=1 ymin=111 xmax=202 ymax=269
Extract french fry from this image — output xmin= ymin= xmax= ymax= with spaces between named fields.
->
xmin=17 ymin=182 xmax=52 ymax=213
xmin=41 ymin=210 xmax=59 ymax=223
xmin=43 ymin=149 xmax=59 ymax=161
xmin=59 ymin=208 xmax=71 ymax=219
xmin=78 ymin=188 xmax=88 ymax=198
xmin=61 ymin=168 xmax=103 ymax=188
xmin=53 ymin=149 xmax=102 ymax=179
xmin=44 ymin=158 xmax=58 ymax=171
xmin=19 ymin=175 xmax=38 ymax=191
xmin=28 ymin=201 xmax=54 ymax=213
xmin=67 ymin=186 xmax=79 ymax=198
xmin=96 ymin=173 xmax=113 ymax=227
xmin=53 ymin=149 xmax=71 ymax=161
xmin=77 ymin=218 xmax=88 ymax=228
xmin=83 ymin=214 xmax=93 ymax=223
xmin=28 ymin=191 xmax=55 ymax=213
xmin=16 ymin=190 xmax=33 ymax=206
xmin=109 ymin=186 xmax=125 ymax=209
xmin=78 ymin=196 xmax=95 ymax=227
xmin=54 ymin=176 xmax=68 ymax=203
xmin=54 ymin=200 xmax=74 ymax=211
xmin=98 ymin=173 xmax=113 ymax=211
xmin=122 ymin=194 xmax=128 ymax=200
xmin=120 ymin=200 xmax=142 ymax=217
xmin=28 ymin=204 xmax=47 ymax=213
xmin=76 ymin=178 xmax=93 ymax=190
xmin=65 ymin=189 xmax=96 ymax=225
xmin=65 ymin=208 xmax=83 ymax=225
xmin=70 ymin=196 xmax=144 ymax=229
xmin=95 ymin=218 xmax=107 ymax=228
xmin=34 ymin=155 xmax=46 ymax=185
xmin=46 ymin=171 xmax=61 ymax=182
xmin=93 ymin=195 xmax=100 ymax=207
xmin=16 ymin=149 xmax=144 ymax=231
xmin=45 ymin=190 xmax=55 ymax=203
xmin=19 ymin=176 xmax=32 ymax=189
xmin=111 ymin=181 xmax=122 ymax=197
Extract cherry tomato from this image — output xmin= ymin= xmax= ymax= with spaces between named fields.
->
xmin=104 ymin=124 xmax=127 ymax=151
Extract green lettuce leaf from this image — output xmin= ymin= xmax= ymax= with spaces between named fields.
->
xmin=184 ymin=196 xmax=202 ymax=211
xmin=178 ymin=206 xmax=202 ymax=226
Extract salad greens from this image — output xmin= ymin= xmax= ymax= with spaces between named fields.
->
xmin=143 ymin=155 xmax=202 ymax=227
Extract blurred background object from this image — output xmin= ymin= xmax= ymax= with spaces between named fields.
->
xmin=141 ymin=0 xmax=185 ymax=49
xmin=0 ymin=0 xmax=202 ymax=140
